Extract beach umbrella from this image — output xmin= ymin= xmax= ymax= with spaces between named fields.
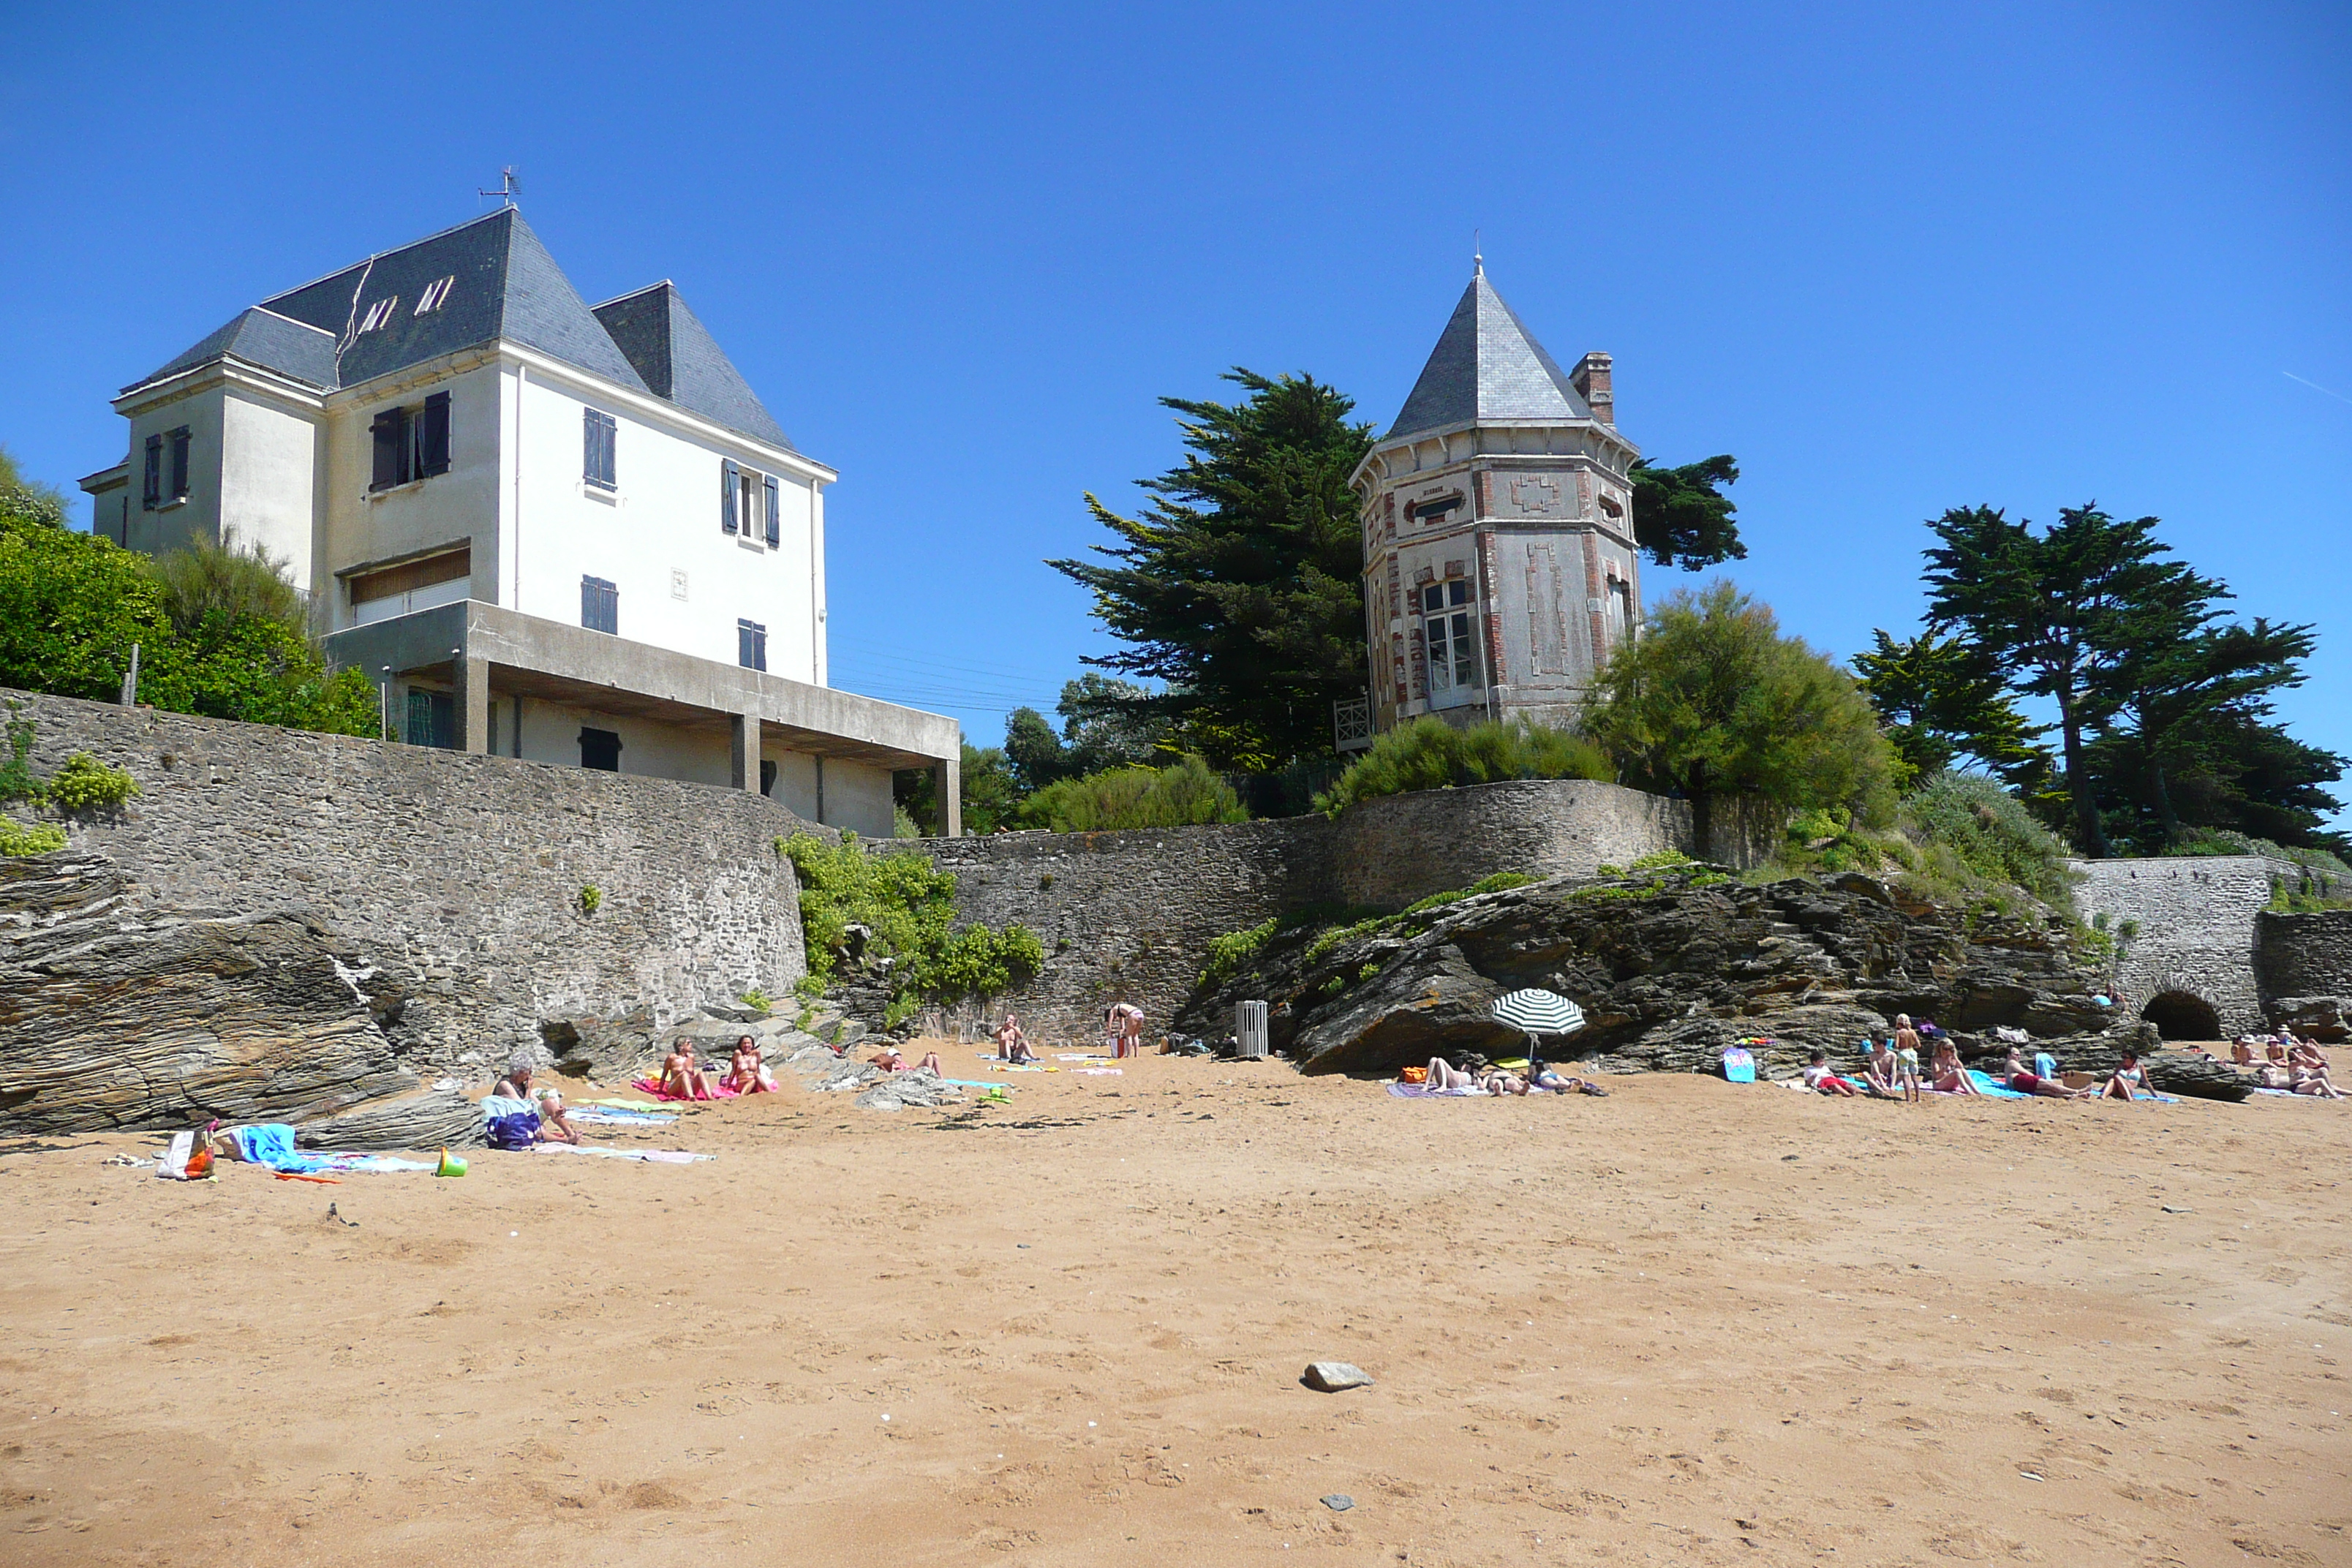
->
xmin=1490 ymin=988 xmax=1586 ymax=1042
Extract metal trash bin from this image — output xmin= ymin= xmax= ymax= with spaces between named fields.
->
xmin=1236 ymin=1000 xmax=1270 ymax=1059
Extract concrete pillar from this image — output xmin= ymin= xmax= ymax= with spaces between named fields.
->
xmin=933 ymin=754 xmax=962 ymax=838
xmin=729 ymin=715 xmax=758 ymax=791
xmin=453 ymin=655 xmax=491 ymax=755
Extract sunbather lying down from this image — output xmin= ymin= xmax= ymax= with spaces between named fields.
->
xmin=1421 ymin=1058 xmax=1606 ymax=1096
xmin=870 ymin=1046 xmax=944 ymax=1075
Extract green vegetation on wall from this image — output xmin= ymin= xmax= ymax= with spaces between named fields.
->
xmin=782 ymin=830 xmax=1044 ymax=1017
xmin=1313 ymin=716 xmax=1608 ymax=815
xmin=1019 ymin=753 xmax=1245 ymax=832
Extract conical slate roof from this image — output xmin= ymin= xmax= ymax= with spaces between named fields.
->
xmin=1384 ymin=270 xmax=1591 ymax=441
xmin=594 ymin=282 xmax=794 ymax=451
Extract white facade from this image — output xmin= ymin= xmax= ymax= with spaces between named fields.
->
xmin=82 ymin=212 xmax=957 ymax=834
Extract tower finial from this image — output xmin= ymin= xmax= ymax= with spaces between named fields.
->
xmin=1473 ymin=229 xmax=1483 ymax=277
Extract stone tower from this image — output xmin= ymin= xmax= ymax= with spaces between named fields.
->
xmin=1350 ymin=264 xmax=1641 ymax=734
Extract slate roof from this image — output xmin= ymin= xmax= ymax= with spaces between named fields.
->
xmin=1384 ymin=270 xmax=1592 ymax=441
xmin=593 ymin=282 xmax=794 ymax=451
xmin=127 ymin=210 xmax=798 ymax=452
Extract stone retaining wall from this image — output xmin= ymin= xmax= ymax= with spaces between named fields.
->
xmin=2070 ymin=856 xmax=2298 ymax=1038
xmin=897 ymin=778 xmax=1698 ymax=1041
xmin=1 ymin=689 xmax=808 ymax=1074
xmin=2256 ymin=910 xmax=2352 ymax=1001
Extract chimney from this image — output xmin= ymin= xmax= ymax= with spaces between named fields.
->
xmin=1572 ymin=352 xmax=1614 ymax=425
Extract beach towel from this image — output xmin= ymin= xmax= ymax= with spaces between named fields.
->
xmin=1964 ymin=1070 xmax=2031 ymax=1100
xmin=564 ymin=1107 xmax=679 ymax=1126
xmin=630 ymin=1077 xmax=741 ymax=1102
xmin=526 ymin=1144 xmax=712 ymax=1164
xmin=1386 ymin=1082 xmax=1482 ymax=1098
xmin=1076 ymin=1067 xmax=1124 ymax=1077
xmin=1055 ymin=1054 xmax=1115 ymax=1063
xmin=582 ymin=1098 xmax=668 ymax=1112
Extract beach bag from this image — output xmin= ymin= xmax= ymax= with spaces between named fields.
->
xmin=1400 ymin=1066 xmax=1429 ymax=1085
xmin=486 ymin=1111 xmax=541 ymax=1150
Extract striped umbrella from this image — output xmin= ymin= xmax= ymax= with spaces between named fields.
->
xmin=1490 ymin=988 xmax=1586 ymax=1037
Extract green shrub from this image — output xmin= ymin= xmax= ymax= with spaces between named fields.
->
xmin=780 ymin=832 xmax=1041 ymax=1009
xmin=2171 ymin=828 xmax=2350 ymax=880
xmin=1018 ymin=753 xmax=1247 ymax=832
xmin=0 ymin=815 xmax=65 ymax=856
xmin=0 ymin=703 xmax=35 ymax=803
xmin=739 ymin=988 xmax=772 ymax=1014
xmin=579 ymin=885 xmax=602 ymax=916
xmin=1896 ymin=773 xmax=2077 ymax=910
xmin=1398 ymin=870 xmax=1537 ymax=915
xmin=1314 ymin=717 xmax=1609 ymax=815
xmin=44 ymin=753 xmax=137 ymax=813
xmin=1199 ymin=916 xmax=1280 ymax=988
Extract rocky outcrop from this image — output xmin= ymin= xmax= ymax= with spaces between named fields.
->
xmin=1180 ymin=867 xmax=2141 ymax=1079
xmin=0 ymin=848 xmax=476 ymax=1147
xmin=2267 ymin=996 xmax=2348 ymax=1044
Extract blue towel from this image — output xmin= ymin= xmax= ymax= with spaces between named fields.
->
xmin=1964 ymin=1070 xmax=2032 ymax=1100
xmin=232 ymin=1123 xmax=324 ymax=1172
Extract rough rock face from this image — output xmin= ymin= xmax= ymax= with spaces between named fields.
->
xmin=0 ymin=849 xmax=478 ymax=1146
xmin=539 ymin=1009 xmax=829 ymax=1081
xmin=2269 ymin=996 xmax=2348 ymax=1044
xmin=1180 ymin=867 xmax=2142 ymax=1079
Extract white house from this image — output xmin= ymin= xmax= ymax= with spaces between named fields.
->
xmin=80 ymin=207 xmax=959 ymax=835
xmin=1351 ymin=263 xmax=1643 ymax=736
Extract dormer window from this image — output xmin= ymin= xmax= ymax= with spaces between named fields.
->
xmin=357 ymin=297 xmax=400 ymax=334
xmin=413 ymin=276 xmax=455 ymax=314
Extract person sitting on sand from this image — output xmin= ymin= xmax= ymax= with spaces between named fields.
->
xmin=492 ymin=1058 xmax=538 ymax=1101
xmin=870 ymin=1045 xmax=946 ymax=1075
xmin=1802 ymin=1049 xmax=1862 ymax=1097
xmin=1861 ymin=1037 xmax=1906 ymax=1100
xmin=723 ymin=1036 xmax=777 ymax=1094
xmin=995 ymin=1012 xmax=1039 ymax=1064
xmin=1929 ymin=1039 xmax=1983 ymax=1095
xmin=660 ymin=1039 xmax=717 ymax=1100
xmin=2290 ymin=1038 xmax=2332 ymax=1074
xmin=2002 ymin=1045 xmax=2091 ymax=1100
xmin=2096 ymin=1048 xmax=2158 ymax=1101
xmin=2291 ymin=1060 xmax=2345 ymax=1099
xmin=532 ymin=1087 xmax=584 ymax=1143
xmin=2230 ymin=1039 xmax=2261 ymax=1067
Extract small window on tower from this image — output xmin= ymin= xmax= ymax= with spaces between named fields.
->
xmin=358 ymin=297 xmax=400 ymax=333
xmin=413 ymin=276 xmax=456 ymax=314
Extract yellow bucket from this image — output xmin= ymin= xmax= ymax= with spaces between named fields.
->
xmin=434 ymin=1148 xmax=468 ymax=1177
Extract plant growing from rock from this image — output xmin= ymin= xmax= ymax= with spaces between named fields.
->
xmin=44 ymin=753 xmax=137 ymax=813
xmin=0 ymin=816 xmax=65 ymax=856
xmin=579 ymin=884 xmax=603 ymax=916
xmin=780 ymin=831 xmax=1041 ymax=1014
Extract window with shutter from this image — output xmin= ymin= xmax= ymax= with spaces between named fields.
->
xmin=167 ymin=428 xmax=192 ymax=499
xmin=415 ymin=392 xmax=451 ymax=478
xmin=737 ymin=619 xmax=767 ymax=672
xmin=581 ymin=575 xmax=619 ymax=635
xmin=142 ymin=436 xmax=162 ymax=509
xmin=720 ymin=459 xmax=739 ymax=532
xmin=370 ymin=408 xmax=410 ymax=491
xmin=763 ymin=475 xmax=780 ymax=547
xmin=583 ymin=410 xmax=617 ymax=490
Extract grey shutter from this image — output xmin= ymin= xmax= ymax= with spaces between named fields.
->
xmin=370 ymin=411 xmax=402 ymax=491
xmin=720 ymin=459 xmax=739 ymax=532
xmin=142 ymin=436 xmax=161 ymax=508
xmin=168 ymin=428 xmax=191 ymax=497
xmin=763 ymin=475 xmax=780 ymax=547
xmin=582 ymin=408 xmax=597 ymax=484
xmin=601 ymin=414 xmax=617 ymax=487
xmin=417 ymin=392 xmax=451 ymax=477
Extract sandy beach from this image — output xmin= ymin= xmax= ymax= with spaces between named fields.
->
xmin=3 ymin=1047 xmax=2347 ymax=1567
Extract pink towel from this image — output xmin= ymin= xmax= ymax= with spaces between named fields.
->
xmin=630 ymin=1077 xmax=740 ymax=1102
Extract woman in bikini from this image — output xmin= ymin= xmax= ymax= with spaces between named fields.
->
xmin=660 ymin=1039 xmax=717 ymax=1100
xmin=723 ymin=1036 xmax=777 ymax=1093
xmin=870 ymin=1045 xmax=946 ymax=1075
xmin=1929 ymin=1039 xmax=1984 ymax=1095
xmin=2098 ymin=1049 xmax=2158 ymax=1101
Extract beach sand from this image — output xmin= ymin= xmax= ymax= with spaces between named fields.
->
xmin=2 ymin=1044 xmax=2347 ymax=1566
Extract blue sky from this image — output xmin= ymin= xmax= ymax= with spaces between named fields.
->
xmin=3 ymin=1 xmax=2346 ymax=820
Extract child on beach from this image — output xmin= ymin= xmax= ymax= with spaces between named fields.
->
xmin=1802 ymin=1049 xmax=1861 ymax=1096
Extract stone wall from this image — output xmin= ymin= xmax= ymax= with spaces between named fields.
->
xmin=1 ymin=689 xmax=808 ymax=1075
xmin=899 ymin=818 xmax=1333 ymax=1042
xmin=2070 ymin=856 xmax=2298 ymax=1038
xmin=897 ymin=778 xmax=1697 ymax=1041
xmin=2255 ymin=910 xmax=2352 ymax=1002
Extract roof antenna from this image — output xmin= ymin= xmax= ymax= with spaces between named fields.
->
xmin=1473 ymin=230 xmax=1483 ymax=278
xmin=478 ymin=167 xmax=521 ymax=208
